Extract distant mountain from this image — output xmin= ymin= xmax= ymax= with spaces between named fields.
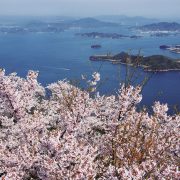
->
xmin=138 ymin=22 xmax=180 ymax=31
xmin=27 ymin=17 xmax=118 ymax=29
xmin=95 ymin=15 xmax=159 ymax=25
xmin=69 ymin=17 xmax=118 ymax=28
xmin=0 ymin=17 xmax=119 ymax=34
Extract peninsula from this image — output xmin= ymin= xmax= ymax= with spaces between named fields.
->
xmin=90 ymin=52 xmax=180 ymax=72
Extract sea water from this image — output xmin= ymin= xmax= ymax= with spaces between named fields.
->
xmin=0 ymin=26 xmax=180 ymax=112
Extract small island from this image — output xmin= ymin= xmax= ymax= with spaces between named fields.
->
xmin=160 ymin=45 xmax=180 ymax=54
xmin=91 ymin=44 xmax=102 ymax=49
xmin=76 ymin=32 xmax=142 ymax=39
xmin=90 ymin=52 xmax=180 ymax=72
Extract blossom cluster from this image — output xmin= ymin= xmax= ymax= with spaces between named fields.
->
xmin=0 ymin=69 xmax=179 ymax=179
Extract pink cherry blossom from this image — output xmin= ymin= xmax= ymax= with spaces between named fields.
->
xmin=0 ymin=70 xmax=179 ymax=179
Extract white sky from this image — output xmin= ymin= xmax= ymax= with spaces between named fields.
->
xmin=0 ymin=0 xmax=179 ymax=18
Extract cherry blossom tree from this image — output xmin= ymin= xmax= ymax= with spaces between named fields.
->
xmin=0 ymin=69 xmax=179 ymax=179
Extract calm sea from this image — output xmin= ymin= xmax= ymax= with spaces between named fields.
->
xmin=0 ymin=26 xmax=180 ymax=111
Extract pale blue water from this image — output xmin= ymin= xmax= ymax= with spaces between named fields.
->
xmin=0 ymin=27 xmax=180 ymax=112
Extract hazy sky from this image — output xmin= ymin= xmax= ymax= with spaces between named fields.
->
xmin=0 ymin=0 xmax=179 ymax=18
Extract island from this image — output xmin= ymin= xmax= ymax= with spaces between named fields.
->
xmin=89 ymin=52 xmax=180 ymax=72
xmin=91 ymin=45 xmax=102 ymax=49
xmin=150 ymin=33 xmax=176 ymax=37
xmin=76 ymin=32 xmax=142 ymax=39
xmin=135 ymin=22 xmax=180 ymax=37
xmin=160 ymin=45 xmax=180 ymax=54
xmin=137 ymin=22 xmax=180 ymax=32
